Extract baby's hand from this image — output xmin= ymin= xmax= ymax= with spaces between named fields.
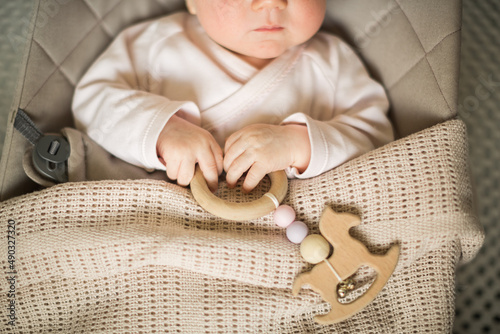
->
xmin=157 ymin=115 xmax=223 ymax=192
xmin=224 ymin=124 xmax=311 ymax=192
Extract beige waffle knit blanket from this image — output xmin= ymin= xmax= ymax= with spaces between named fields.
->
xmin=0 ymin=120 xmax=484 ymax=333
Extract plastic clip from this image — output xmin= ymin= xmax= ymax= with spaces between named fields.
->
xmin=32 ymin=135 xmax=70 ymax=183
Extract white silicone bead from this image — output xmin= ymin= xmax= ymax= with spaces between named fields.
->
xmin=286 ymin=221 xmax=309 ymax=244
xmin=273 ymin=205 xmax=296 ymax=228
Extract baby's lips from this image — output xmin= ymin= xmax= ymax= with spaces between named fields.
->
xmin=254 ymin=25 xmax=284 ymax=32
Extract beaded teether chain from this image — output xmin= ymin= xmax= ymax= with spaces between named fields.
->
xmin=190 ymin=168 xmax=400 ymax=325
xmin=272 ymin=203 xmax=355 ymax=298
xmin=289 ymin=205 xmax=400 ymax=324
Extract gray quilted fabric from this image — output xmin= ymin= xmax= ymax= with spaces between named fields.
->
xmin=0 ymin=0 xmax=35 ymax=151
xmin=453 ymin=0 xmax=500 ymax=333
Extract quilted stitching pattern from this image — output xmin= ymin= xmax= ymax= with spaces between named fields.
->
xmin=19 ymin=0 xmax=186 ymax=133
xmin=395 ymin=0 xmax=458 ymax=113
xmin=324 ymin=0 xmax=461 ymax=137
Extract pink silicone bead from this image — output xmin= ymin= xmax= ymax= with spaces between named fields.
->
xmin=286 ymin=221 xmax=309 ymax=244
xmin=273 ymin=205 xmax=296 ymax=228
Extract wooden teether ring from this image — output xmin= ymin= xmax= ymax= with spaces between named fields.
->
xmin=190 ymin=165 xmax=288 ymax=221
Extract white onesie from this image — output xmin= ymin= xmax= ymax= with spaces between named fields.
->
xmin=72 ymin=12 xmax=394 ymax=179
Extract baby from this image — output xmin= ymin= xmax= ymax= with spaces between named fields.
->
xmin=72 ymin=0 xmax=393 ymax=192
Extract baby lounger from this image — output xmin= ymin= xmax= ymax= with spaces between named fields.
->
xmin=0 ymin=0 xmax=484 ymax=332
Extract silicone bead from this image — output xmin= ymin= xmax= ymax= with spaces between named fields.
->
xmin=286 ymin=221 xmax=309 ymax=244
xmin=300 ymin=234 xmax=331 ymax=264
xmin=274 ymin=205 xmax=296 ymax=228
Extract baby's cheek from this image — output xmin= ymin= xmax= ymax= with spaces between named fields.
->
xmin=200 ymin=7 xmax=243 ymax=45
xmin=214 ymin=0 xmax=244 ymax=18
xmin=291 ymin=3 xmax=326 ymax=42
xmin=218 ymin=0 xmax=243 ymax=8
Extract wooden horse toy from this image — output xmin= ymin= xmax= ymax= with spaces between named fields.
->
xmin=292 ymin=207 xmax=400 ymax=324
xmin=190 ymin=168 xmax=400 ymax=324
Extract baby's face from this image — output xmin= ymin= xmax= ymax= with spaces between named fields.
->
xmin=187 ymin=0 xmax=326 ymax=63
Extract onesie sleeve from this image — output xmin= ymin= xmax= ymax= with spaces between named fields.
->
xmin=282 ymin=37 xmax=394 ymax=179
xmin=72 ymin=17 xmax=200 ymax=171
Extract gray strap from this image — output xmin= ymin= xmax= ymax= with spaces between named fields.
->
xmin=13 ymin=108 xmax=43 ymax=145
xmin=13 ymin=108 xmax=69 ymax=183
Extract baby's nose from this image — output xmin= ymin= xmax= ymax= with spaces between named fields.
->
xmin=252 ymin=0 xmax=287 ymax=11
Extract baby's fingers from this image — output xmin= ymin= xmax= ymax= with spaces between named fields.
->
xmin=225 ymin=152 xmax=254 ymax=189
xmin=211 ymin=142 xmax=224 ymax=176
xmin=177 ymin=158 xmax=196 ymax=187
xmin=224 ymin=130 xmax=243 ymax=156
xmin=242 ymin=163 xmax=268 ymax=193
xmin=198 ymin=146 xmax=223 ymax=192
xmin=166 ymin=159 xmax=180 ymax=183
xmin=223 ymin=130 xmax=249 ymax=172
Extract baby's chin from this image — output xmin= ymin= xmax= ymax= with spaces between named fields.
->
xmin=244 ymin=43 xmax=291 ymax=61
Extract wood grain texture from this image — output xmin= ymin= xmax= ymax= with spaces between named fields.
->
xmin=190 ymin=166 xmax=288 ymax=221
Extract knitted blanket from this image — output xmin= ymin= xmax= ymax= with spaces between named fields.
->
xmin=0 ymin=119 xmax=484 ymax=333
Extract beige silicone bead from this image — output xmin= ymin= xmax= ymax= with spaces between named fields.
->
xmin=300 ymin=234 xmax=331 ymax=264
